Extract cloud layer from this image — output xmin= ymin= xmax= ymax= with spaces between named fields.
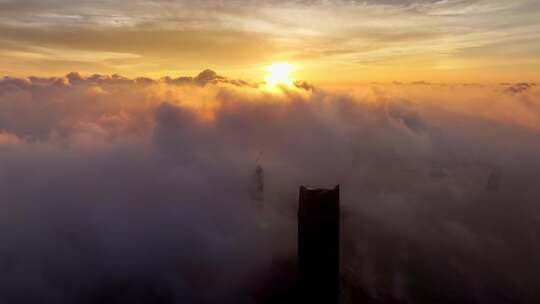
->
xmin=1 ymin=72 xmax=540 ymax=303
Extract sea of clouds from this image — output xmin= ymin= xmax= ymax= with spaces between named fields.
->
xmin=1 ymin=70 xmax=539 ymax=303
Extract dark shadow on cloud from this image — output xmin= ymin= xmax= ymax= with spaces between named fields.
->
xmin=160 ymin=69 xmax=259 ymax=88
xmin=504 ymin=82 xmax=536 ymax=94
xmin=293 ymin=80 xmax=315 ymax=91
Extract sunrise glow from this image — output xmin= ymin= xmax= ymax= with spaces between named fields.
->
xmin=265 ymin=62 xmax=295 ymax=87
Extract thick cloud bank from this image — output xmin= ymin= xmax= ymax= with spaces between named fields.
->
xmin=1 ymin=72 xmax=540 ymax=303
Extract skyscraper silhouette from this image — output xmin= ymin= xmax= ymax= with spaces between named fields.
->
xmin=298 ymin=185 xmax=340 ymax=304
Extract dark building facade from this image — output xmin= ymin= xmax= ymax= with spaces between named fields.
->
xmin=298 ymin=185 xmax=340 ymax=304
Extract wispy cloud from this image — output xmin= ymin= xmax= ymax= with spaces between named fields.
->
xmin=0 ymin=0 xmax=538 ymax=81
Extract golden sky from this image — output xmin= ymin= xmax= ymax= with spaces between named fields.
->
xmin=1 ymin=0 xmax=539 ymax=83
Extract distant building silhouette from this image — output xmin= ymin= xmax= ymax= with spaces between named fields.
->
xmin=486 ymin=168 xmax=503 ymax=191
xmin=250 ymin=165 xmax=264 ymax=208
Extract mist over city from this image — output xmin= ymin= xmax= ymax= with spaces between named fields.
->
xmin=1 ymin=1 xmax=540 ymax=303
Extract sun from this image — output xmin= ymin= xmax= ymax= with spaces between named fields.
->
xmin=265 ymin=62 xmax=295 ymax=87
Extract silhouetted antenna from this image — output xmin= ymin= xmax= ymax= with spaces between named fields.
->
xmin=255 ymin=150 xmax=265 ymax=164
xmin=250 ymin=150 xmax=265 ymax=207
